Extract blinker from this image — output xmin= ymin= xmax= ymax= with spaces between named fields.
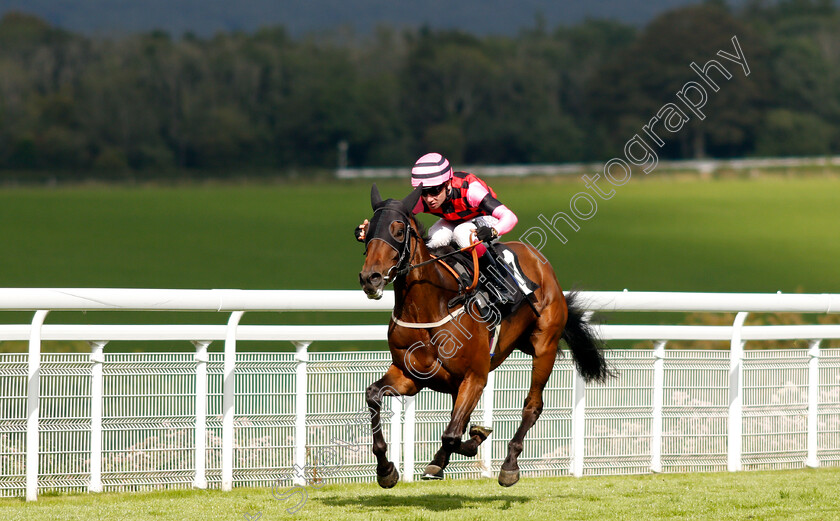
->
xmin=364 ymin=205 xmax=409 ymax=256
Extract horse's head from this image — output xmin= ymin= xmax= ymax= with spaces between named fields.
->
xmin=359 ymin=184 xmax=423 ymax=299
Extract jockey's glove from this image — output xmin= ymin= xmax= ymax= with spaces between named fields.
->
xmin=476 ymin=226 xmax=498 ymax=243
xmin=354 ymin=224 xmax=365 ymax=242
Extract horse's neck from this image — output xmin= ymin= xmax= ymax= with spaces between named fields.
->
xmin=393 ymin=237 xmax=456 ymax=322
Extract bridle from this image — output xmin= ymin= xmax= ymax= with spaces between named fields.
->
xmin=364 ymin=202 xmax=483 ymax=292
xmin=363 ymin=201 xmax=491 ymax=334
xmin=364 ymin=204 xmax=421 ymax=284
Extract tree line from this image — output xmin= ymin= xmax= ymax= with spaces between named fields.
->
xmin=0 ymin=0 xmax=838 ymax=180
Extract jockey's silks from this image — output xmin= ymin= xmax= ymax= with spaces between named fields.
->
xmin=421 ymin=171 xmax=498 ymax=223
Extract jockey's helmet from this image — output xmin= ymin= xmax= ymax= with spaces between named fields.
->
xmin=411 ymin=153 xmax=452 ymax=188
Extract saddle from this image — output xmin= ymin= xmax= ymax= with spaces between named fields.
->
xmin=435 ymin=243 xmax=540 ymax=328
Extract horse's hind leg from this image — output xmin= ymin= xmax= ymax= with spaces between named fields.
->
xmin=455 ymin=420 xmax=492 ymax=457
xmin=499 ymin=328 xmax=561 ymax=487
xmin=367 ymin=364 xmax=419 ymax=488
xmin=423 ymin=371 xmax=487 ymax=479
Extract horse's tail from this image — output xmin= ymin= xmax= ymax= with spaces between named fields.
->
xmin=561 ymin=291 xmax=612 ymax=383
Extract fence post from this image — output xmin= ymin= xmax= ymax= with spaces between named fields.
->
xmin=728 ymin=311 xmax=748 ymax=472
xmin=26 ymin=310 xmax=49 ymax=502
xmin=192 ymin=341 xmax=211 ymax=489
xmin=806 ymin=339 xmax=821 ymax=468
xmin=650 ymin=340 xmax=667 ymax=473
xmin=88 ymin=341 xmax=108 ymax=493
xmin=292 ymin=341 xmax=311 ymax=486
xmin=480 ymin=370 xmax=495 ymax=478
xmin=570 ymin=366 xmax=586 ymax=477
xmin=402 ymin=395 xmax=416 ymax=482
xmin=389 ymin=395 xmax=401 ymax=476
xmin=222 ymin=311 xmax=244 ymax=492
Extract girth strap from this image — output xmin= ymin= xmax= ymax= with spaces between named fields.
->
xmin=391 ymin=306 xmax=466 ymax=329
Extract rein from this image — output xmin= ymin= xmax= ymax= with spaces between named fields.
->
xmin=411 ymin=242 xmax=481 ymax=292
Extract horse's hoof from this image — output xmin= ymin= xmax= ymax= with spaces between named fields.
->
xmin=377 ymin=463 xmax=400 ymax=489
xmin=469 ymin=424 xmax=493 ymax=441
xmin=498 ymin=468 xmax=520 ymax=487
xmin=421 ymin=464 xmax=444 ymax=480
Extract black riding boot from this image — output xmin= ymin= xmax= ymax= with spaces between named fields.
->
xmin=491 ymin=244 xmax=539 ymax=297
xmin=478 ymin=249 xmax=518 ymax=305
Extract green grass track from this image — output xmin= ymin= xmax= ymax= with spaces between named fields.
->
xmin=3 ymin=466 xmax=839 ymax=520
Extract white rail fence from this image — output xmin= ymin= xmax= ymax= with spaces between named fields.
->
xmin=335 ymin=155 xmax=840 ymax=179
xmin=0 ymin=289 xmax=839 ymax=501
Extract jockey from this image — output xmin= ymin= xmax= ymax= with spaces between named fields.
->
xmin=408 ymin=152 xmax=515 ymax=252
xmin=357 ymin=152 xmax=534 ymax=300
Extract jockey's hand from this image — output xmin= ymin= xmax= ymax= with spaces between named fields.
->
xmin=355 ymin=219 xmax=369 ymax=242
xmin=476 ymin=226 xmax=498 ymax=243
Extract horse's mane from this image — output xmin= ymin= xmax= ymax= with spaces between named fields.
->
xmin=414 ymin=218 xmax=428 ymax=241
xmin=428 ymin=243 xmax=456 ymax=257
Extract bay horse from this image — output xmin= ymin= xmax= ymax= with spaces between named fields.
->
xmin=358 ymin=184 xmax=610 ymax=487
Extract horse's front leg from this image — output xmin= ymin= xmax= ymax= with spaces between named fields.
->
xmin=366 ymin=364 xmax=419 ymax=488
xmin=423 ymin=371 xmax=487 ymax=479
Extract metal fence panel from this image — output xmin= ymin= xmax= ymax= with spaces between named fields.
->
xmin=1 ymin=346 xmax=839 ymax=498
xmin=0 ymin=354 xmax=27 ymax=497
xmin=102 ymin=353 xmax=195 ymax=492
xmin=40 ymin=354 xmax=91 ymax=493
xmin=662 ymin=350 xmax=729 ymax=473
xmin=820 ymin=349 xmax=840 ymax=465
xmin=227 ymin=353 xmax=296 ymax=488
xmin=742 ymin=350 xmax=809 ymax=470
xmin=585 ymin=350 xmax=654 ymax=476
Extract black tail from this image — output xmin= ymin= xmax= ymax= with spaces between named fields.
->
xmin=561 ymin=291 xmax=612 ymax=383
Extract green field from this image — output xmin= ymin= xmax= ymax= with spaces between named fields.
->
xmin=3 ymin=467 xmax=839 ymax=520
xmin=2 ymin=173 xmax=840 ymax=351
xmin=3 ymin=174 xmax=839 ymax=292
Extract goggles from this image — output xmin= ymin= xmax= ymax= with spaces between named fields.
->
xmin=421 ymin=183 xmax=447 ymax=197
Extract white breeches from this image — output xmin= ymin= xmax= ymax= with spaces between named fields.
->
xmin=426 ymin=216 xmax=499 ymax=249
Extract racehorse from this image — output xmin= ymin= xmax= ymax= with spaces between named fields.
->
xmin=358 ymin=184 xmax=610 ymax=487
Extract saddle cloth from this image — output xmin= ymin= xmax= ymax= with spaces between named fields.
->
xmin=437 ymin=243 xmax=540 ymax=326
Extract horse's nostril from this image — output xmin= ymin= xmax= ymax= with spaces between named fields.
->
xmin=360 ymin=271 xmax=383 ymax=289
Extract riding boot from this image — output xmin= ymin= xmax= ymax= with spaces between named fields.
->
xmin=463 ymin=253 xmax=500 ymax=318
xmin=478 ymin=252 xmax=515 ymax=305
xmin=480 ymin=248 xmax=519 ymax=304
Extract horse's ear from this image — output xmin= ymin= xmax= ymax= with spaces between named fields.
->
xmin=371 ymin=183 xmax=383 ymax=209
xmin=402 ymin=186 xmax=422 ymax=213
